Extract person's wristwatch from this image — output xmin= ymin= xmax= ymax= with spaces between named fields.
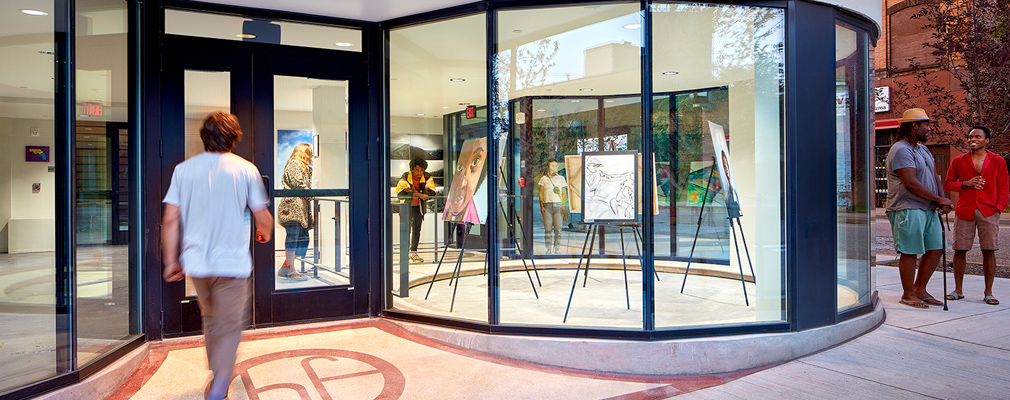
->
xmin=961 ymin=181 xmax=966 ymax=189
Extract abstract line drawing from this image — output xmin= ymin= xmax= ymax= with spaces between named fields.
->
xmin=581 ymin=151 xmax=638 ymax=222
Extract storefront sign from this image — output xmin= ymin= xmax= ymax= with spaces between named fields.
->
xmin=25 ymin=146 xmax=49 ymax=162
xmin=874 ymin=87 xmax=889 ymax=113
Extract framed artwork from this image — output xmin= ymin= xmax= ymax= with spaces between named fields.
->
xmin=708 ymin=121 xmax=739 ymax=208
xmin=581 ymin=151 xmax=638 ymax=223
xmin=443 ymin=137 xmax=488 ymax=224
xmin=277 ymin=129 xmax=313 ymax=182
xmin=567 ymin=153 xmax=658 ymax=215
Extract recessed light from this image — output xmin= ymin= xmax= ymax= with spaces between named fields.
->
xmin=623 ymin=23 xmax=641 ymax=30
xmin=605 ymin=100 xmax=615 ymax=103
xmin=443 ymin=106 xmax=449 ymax=109
xmin=459 ymin=102 xmax=469 ymax=106
xmin=662 ymin=71 xmax=679 ymax=75
xmin=536 ymin=109 xmax=546 ymax=112
xmin=236 ymin=33 xmax=256 ymax=39
xmin=20 ymin=9 xmax=48 ymax=16
xmin=579 ymin=88 xmax=593 ymax=92
xmin=449 ymin=78 xmax=465 ymax=82
xmin=513 ymin=29 xmax=523 ymax=34
xmin=571 ymin=100 xmax=580 ymax=103
xmin=416 ymin=113 xmax=425 ymax=116
xmin=79 ymin=114 xmax=88 ymax=118
xmin=335 ymin=42 xmax=352 ymax=47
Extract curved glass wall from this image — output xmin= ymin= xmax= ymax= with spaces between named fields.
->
xmin=835 ymin=20 xmax=872 ymax=312
xmin=383 ymin=1 xmax=873 ymax=334
xmin=650 ymin=3 xmax=786 ymax=328
xmin=387 ymin=14 xmax=489 ymax=322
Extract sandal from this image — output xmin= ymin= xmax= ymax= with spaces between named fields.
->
xmin=899 ymin=300 xmax=929 ymax=309
xmin=919 ymin=296 xmax=943 ymax=306
xmin=945 ymin=291 xmax=964 ymax=301
xmin=984 ymin=295 xmax=1000 ymax=305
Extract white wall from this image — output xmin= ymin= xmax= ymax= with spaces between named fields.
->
xmin=1 ymin=117 xmax=56 ymax=253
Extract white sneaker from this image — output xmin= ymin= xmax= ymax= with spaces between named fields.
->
xmin=410 ymin=253 xmax=424 ymax=263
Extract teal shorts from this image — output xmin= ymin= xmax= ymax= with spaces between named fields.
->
xmin=886 ymin=209 xmax=943 ymax=255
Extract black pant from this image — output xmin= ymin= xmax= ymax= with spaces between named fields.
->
xmin=409 ymin=205 xmax=424 ymax=252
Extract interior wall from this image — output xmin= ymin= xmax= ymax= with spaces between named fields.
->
xmin=0 ymin=117 xmax=11 ymax=252
xmin=4 ymin=117 xmax=56 ymax=253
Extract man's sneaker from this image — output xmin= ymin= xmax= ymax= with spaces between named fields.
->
xmin=410 ymin=253 xmax=424 ymax=263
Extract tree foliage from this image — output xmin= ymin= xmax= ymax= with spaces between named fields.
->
xmin=892 ymin=0 xmax=1010 ymax=152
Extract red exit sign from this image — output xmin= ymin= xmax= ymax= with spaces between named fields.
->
xmin=465 ymin=105 xmax=476 ymax=119
xmin=82 ymin=103 xmax=103 ymax=116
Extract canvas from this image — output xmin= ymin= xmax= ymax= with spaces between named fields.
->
xmin=581 ymin=151 xmax=638 ymax=223
xmin=443 ymin=137 xmax=488 ymax=224
xmin=566 ymin=153 xmax=658 ymax=215
xmin=708 ymin=121 xmax=741 ymax=214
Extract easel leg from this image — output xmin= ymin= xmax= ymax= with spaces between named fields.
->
xmin=735 ymin=218 xmax=756 ymax=279
xmin=499 ymin=198 xmax=541 ymax=292
xmin=512 ymin=214 xmax=542 ymax=286
xmin=449 ymin=223 xmax=471 ymax=312
xmin=729 ymin=220 xmax=750 ymax=306
xmin=425 ymin=231 xmax=455 ymax=300
xmin=681 ymin=167 xmax=716 ymax=293
xmin=632 ymin=228 xmax=657 ymax=281
xmin=564 ymin=226 xmax=596 ymax=323
xmin=620 ymin=227 xmax=630 ymax=310
xmin=582 ymin=227 xmax=598 ymax=288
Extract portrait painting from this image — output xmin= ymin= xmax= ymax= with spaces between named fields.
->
xmin=443 ymin=137 xmax=488 ymax=224
xmin=277 ymin=130 xmax=313 ymax=183
xmin=708 ymin=121 xmax=740 ymax=207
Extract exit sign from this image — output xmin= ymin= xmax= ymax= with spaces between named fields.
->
xmin=465 ymin=105 xmax=476 ymax=119
xmin=82 ymin=103 xmax=103 ymax=116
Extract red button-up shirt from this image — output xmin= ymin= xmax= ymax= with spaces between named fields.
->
xmin=943 ymin=150 xmax=1010 ymax=220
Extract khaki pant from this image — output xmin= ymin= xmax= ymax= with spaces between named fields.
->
xmin=191 ymin=277 xmax=250 ymax=386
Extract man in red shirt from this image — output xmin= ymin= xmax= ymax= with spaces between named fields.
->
xmin=943 ymin=126 xmax=1008 ymax=305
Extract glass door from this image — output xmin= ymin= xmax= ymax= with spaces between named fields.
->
xmin=161 ymin=36 xmax=368 ymax=335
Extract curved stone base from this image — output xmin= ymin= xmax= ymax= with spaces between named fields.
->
xmin=389 ymin=301 xmax=884 ymax=376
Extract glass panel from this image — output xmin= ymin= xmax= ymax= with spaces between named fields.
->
xmin=0 ymin=0 xmax=62 ymax=392
xmin=165 ymin=9 xmax=362 ymax=52
xmin=495 ymin=3 xmax=644 ymax=329
xmin=836 ymin=21 xmax=871 ymax=312
xmin=387 ymin=14 xmax=488 ymax=323
xmin=75 ymin=0 xmax=138 ymax=367
xmin=273 ymin=76 xmax=351 ymax=290
xmin=651 ymin=3 xmax=786 ymax=328
xmin=182 ymin=70 xmax=230 ymax=297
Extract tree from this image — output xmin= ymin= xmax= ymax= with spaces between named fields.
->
xmin=892 ymin=0 xmax=1010 ymax=153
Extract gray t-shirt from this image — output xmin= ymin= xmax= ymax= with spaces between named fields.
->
xmin=163 ymin=152 xmax=269 ymax=278
xmin=886 ymin=140 xmax=940 ymax=212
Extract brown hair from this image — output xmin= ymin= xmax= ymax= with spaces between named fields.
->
xmin=285 ymin=143 xmax=313 ymax=169
xmin=200 ymin=112 xmax=243 ymax=152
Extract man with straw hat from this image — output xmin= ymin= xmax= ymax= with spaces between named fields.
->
xmin=885 ymin=108 xmax=952 ymax=308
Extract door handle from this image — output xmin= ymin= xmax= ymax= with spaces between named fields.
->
xmin=261 ymin=175 xmax=273 ymax=200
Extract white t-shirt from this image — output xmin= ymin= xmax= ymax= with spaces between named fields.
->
xmin=163 ymin=152 xmax=269 ymax=278
xmin=538 ymin=174 xmax=567 ymax=203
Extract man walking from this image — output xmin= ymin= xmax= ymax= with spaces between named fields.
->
xmin=162 ymin=112 xmax=272 ymax=400
xmin=943 ymin=126 xmax=1007 ymax=305
xmin=886 ymin=108 xmax=952 ymax=308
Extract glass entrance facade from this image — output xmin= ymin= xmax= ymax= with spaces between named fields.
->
xmin=0 ymin=0 xmax=878 ymax=397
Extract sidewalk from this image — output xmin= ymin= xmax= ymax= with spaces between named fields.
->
xmin=676 ymin=265 xmax=1010 ymax=399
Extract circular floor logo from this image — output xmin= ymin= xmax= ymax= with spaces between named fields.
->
xmin=232 ymin=348 xmax=405 ymax=399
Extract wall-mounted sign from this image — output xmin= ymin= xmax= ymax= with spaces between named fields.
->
xmin=26 ymin=146 xmax=49 ymax=162
xmin=465 ymin=105 xmax=476 ymax=119
xmin=874 ymin=87 xmax=889 ymax=113
xmin=82 ymin=103 xmax=103 ymax=116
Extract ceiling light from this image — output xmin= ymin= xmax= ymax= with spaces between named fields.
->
xmin=605 ymin=100 xmax=615 ymax=103
xmin=449 ymin=78 xmax=465 ymax=82
xmin=579 ymin=88 xmax=593 ymax=92
xmin=662 ymin=71 xmax=679 ymax=75
xmin=513 ymin=29 xmax=523 ymax=34
xmin=335 ymin=42 xmax=352 ymax=47
xmin=78 ymin=114 xmax=88 ymax=118
xmin=623 ymin=23 xmax=641 ymax=30
xmin=443 ymin=106 xmax=449 ymax=109
xmin=20 ymin=9 xmax=48 ymax=16
xmin=571 ymin=100 xmax=580 ymax=103
xmin=236 ymin=33 xmax=256 ymax=39
xmin=536 ymin=109 xmax=546 ymax=112
xmin=416 ymin=113 xmax=425 ymax=116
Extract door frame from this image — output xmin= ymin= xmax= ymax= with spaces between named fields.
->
xmin=158 ymin=35 xmax=370 ymax=336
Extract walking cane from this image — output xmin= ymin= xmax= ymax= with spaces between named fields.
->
xmin=938 ymin=210 xmax=949 ymax=311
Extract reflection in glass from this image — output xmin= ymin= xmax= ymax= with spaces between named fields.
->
xmin=272 ymin=76 xmax=351 ymax=291
xmin=165 ymin=9 xmax=363 ymax=52
xmin=835 ymin=22 xmax=872 ymax=312
xmin=0 ymin=0 xmax=62 ymax=392
xmin=652 ymin=3 xmax=786 ymax=328
xmin=495 ymin=4 xmax=644 ymax=328
xmin=388 ymin=15 xmax=489 ymax=322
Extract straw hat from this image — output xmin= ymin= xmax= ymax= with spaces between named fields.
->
xmin=898 ymin=108 xmax=932 ymax=123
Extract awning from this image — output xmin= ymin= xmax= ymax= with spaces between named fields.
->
xmin=875 ymin=118 xmax=900 ymax=130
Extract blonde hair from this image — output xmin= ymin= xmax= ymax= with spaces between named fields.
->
xmin=286 ymin=143 xmax=313 ymax=168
